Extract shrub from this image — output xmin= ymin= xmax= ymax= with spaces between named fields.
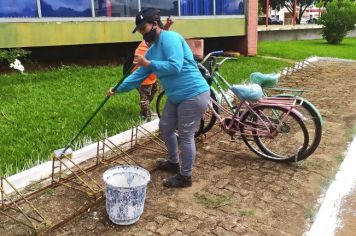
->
xmin=319 ymin=0 xmax=356 ymax=44
xmin=0 ymin=48 xmax=31 ymax=64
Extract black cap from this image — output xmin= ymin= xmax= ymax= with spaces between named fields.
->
xmin=132 ymin=8 xmax=161 ymax=34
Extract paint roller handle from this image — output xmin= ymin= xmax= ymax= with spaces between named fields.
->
xmin=112 ymin=63 xmax=135 ymax=91
xmin=60 ymin=64 xmax=136 ymax=156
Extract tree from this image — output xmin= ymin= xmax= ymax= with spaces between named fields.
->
xmin=316 ymin=0 xmax=333 ymax=7
xmin=319 ymin=0 xmax=356 ymax=44
xmin=258 ymin=0 xmax=285 ymax=14
xmin=258 ymin=0 xmax=315 ymax=24
xmin=282 ymin=0 xmax=315 ymax=24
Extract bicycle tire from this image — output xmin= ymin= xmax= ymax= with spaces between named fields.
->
xmin=275 ymin=95 xmax=322 ymax=159
xmin=200 ymin=89 xmax=219 ymax=135
xmin=240 ymin=105 xmax=309 ymax=162
xmin=156 ymin=90 xmax=165 ymax=118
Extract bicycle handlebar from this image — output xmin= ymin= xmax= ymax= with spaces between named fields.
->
xmin=212 ymin=50 xmax=224 ymax=56
xmin=201 ymin=50 xmax=224 ymax=64
xmin=216 ymin=57 xmax=237 ymax=67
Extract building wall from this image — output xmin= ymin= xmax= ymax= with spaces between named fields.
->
xmin=0 ymin=0 xmax=258 ymax=60
xmin=0 ymin=18 xmax=246 ymax=48
xmin=258 ymin=26 xmax=356 ymax=42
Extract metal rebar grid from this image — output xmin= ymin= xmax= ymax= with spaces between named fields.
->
xmin=96 ymin=125 xmax=167 ymax=170
xmin=281 ymin=60 xmax=318 ymax=79
xmin=133 ymin=125 xmax=168 ymax=154
xmin=1 ymin=123 xmax=165 ymax=233
xmin=0 ymin=177 xmax=47 ymax=233
xmin=51 ymin=154 xmax=103 ymax=198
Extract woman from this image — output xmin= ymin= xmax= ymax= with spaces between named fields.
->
xmin=126 ymin=16 xmax=173 ymax=121
xmin=108 ymin=8 xmax=210 ymax=188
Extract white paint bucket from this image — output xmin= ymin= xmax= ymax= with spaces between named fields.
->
xmin=103 ymin=165 xmax=150 ymax=225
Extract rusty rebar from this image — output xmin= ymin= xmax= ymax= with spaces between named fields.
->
xmin=0 ymin=178 xmax=46 ymax=230
xmin=1 ymin=177 xmax=4 ymax=208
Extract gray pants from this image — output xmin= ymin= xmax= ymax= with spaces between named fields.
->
xmin=159 ymin=91 xmax=210 ymax=176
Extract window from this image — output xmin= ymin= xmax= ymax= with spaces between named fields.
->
xmin=95 ymin=0 xmax=139 ymax=17
xmin=140 ymin=0 xmax=178 ymax=16
xmin=215 ymin=0 xmax=244 ymax=15
xmin=180 ymin=0 xmax=213 ymax=16
xmin=40 ymin=0 xmax=92 ymax=17
xmin=0 ymin=0 xmax=245 ymax=19
xmin=0 ymin=0 xmax=38 ymax=17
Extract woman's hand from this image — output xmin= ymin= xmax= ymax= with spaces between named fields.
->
xmin=134 ymin=54 xmax=151 ymax=67
xmin=107 ymin=88 xmax=116 ymax=96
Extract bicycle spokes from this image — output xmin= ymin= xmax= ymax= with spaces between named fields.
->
xmin=240 ymin=105 xmax=309 ymax=162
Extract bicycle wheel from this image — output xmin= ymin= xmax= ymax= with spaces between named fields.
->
xmin=200 ymin=89 xmax=219 ymax=135
xmin=275 ymin=95 xmax=322 ymax=159
xmin=240 ymin=105 xmax=309 ymax=162
xmin=155 ymin=90 xmax=204 ymax=137
xmin=156 ymin=90 xmax=166 ymax=118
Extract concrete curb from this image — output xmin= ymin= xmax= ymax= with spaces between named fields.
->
xmin=2 ymin=119 xmax=159 ymax=195
xmin=306 ymin=136 xmax=356 ymax=236
xmin=308 ymin=57 xmax=356 ymax=63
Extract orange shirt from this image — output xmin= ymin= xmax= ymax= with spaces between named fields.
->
xmin=132 ymin=41 xmax=157 ymax=86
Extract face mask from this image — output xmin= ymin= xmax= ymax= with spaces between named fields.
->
xmin=143 ymin=25 xmax=157 ymax=43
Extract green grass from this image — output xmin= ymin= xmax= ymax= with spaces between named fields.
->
xmin=258 ymin=37 xmax=356 ymax=60
xmin=194 ymin=192 xmax=232 ymax=209
xmin=0 ymin=65 xmax=143 ymax=176
xmin=216 ymin=56 xmax=291 ymax=84
xmin=0 ymin=57 xmax=291 ymax=176
xmin=239 ymin=208 xmax=255 ymax=217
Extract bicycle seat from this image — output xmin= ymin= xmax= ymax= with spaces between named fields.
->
xmin=230 ymin=84 xmax=264 ymax=101
xmin=250 ymin=72 xmax=279 ymax=88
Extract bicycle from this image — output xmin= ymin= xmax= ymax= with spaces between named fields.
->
xmin=206 ymin=82 xmax=310 ymax=162
xmin=194 ymin=51 xmax=322 ymax=160
xmin=249 ymin=72 xmax=322 ymax=160
xmin=155 ymin=51 xmax=320 ymax=161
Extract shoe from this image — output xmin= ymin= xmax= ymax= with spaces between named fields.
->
xmin=156 ymin=158 xmax=180 ymax=173
xmin=163 ymin=173 xmax=192 ymax=188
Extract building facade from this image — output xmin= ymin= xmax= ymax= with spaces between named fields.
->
xmin=0 ymin=0 xmax=257 ymax=59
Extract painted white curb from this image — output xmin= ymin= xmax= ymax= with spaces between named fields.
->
xmin=306 ymin=136 xmax=356 ymax=236
xmin=1 ymin=119 xmax=159 ymax=196
xmin=309 ymin=57 xmax=356 ymax=63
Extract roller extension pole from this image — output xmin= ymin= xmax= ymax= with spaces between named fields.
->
xmin=55 ymin=65 xmax=135 ymax=158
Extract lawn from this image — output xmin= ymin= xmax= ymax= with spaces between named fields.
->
xmin=0 ymin=66 xmax=143 ymax=175
xmin=0 ymin=57 xmax=291 ymax=176
xmin=258 ymin=37 xmax=356 ymax=60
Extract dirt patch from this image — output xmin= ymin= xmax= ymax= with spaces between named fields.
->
xmin=1 ymin=60 xmax=356 ymax=235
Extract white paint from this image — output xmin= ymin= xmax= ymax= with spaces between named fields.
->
xmin=306 ymin=136 xmax=356 ymax=236
xmin=310 ymin=57 xmax=356 ymax=63
xmin=106 ymin=174 xmax=146 ymax=188
xmin=1 ymin=119 xmax=159 ymax=197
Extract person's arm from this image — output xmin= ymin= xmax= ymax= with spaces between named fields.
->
xmin=116 ymin=66 xmax=151 ymax=93
xmin=149 ymin=33 xmax=184 ymax=76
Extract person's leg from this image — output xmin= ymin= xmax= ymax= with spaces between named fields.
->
xmin=159 ymin=100 xmax=179 ymax=165
xmin=139 ymin=84 xmax=152 ymax=119
xmin=163 ymin=91 xmax=210 ymax=187
xmin=177 ymin=91 xmax=210 ymax=176
xmin=148 ymin=81 xmax=158 ymax=105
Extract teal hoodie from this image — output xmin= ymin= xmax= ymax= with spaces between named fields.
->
xmin=116 ymin=30 xmax=209 ymax=104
